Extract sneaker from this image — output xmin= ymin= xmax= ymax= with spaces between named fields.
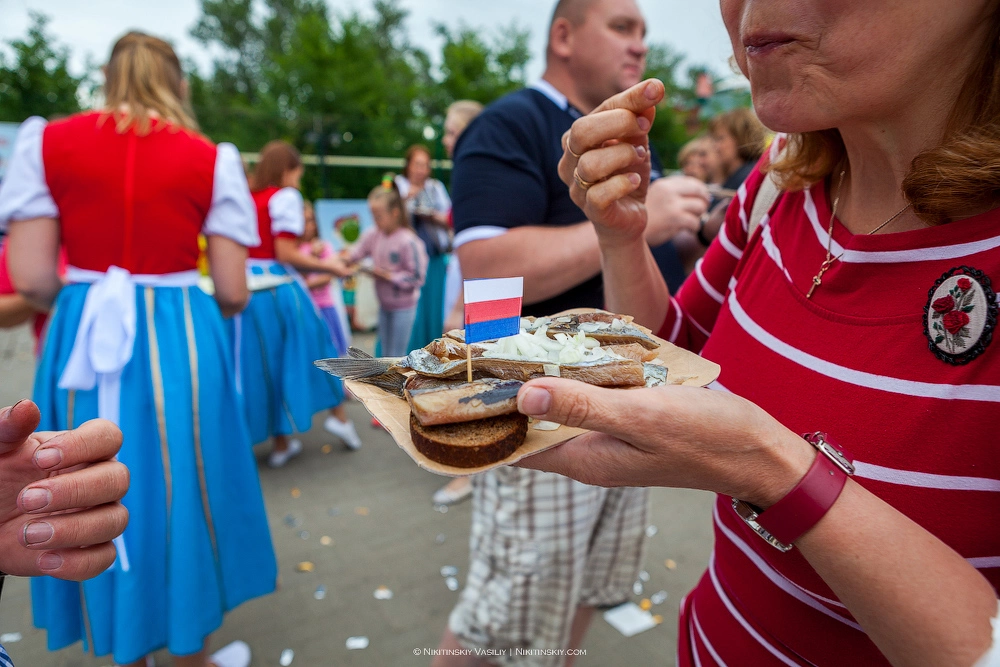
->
xmin=325 ymin=415 xmax=362 ymax=450
xmin=267 ymin=438 xmax=303 ymax=468
xmin=209 ymin=640 xmax=251 ymax=667
xmin=432 ymin=477 xmax=473 ymax=506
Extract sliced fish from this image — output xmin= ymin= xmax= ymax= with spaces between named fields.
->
xmin=406 ymin=377 xmax=523 ymax=426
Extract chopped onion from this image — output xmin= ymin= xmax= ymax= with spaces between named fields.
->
xmin=532 ymin=420 xmax=561 ymax=431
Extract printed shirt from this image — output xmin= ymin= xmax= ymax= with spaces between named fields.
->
xmin=667 ymin=154 xmax=1000 ymax=665
xmin=349 ymin=227 xmax=428 ymax=311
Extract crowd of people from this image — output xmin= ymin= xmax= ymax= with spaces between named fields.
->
xmin=0 ymin=0 xmax=998 ymax=666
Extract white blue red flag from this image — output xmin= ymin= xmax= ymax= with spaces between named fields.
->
xmin=464 ymin=277 xmax=523 ymax=344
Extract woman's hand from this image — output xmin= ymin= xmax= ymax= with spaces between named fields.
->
xmin=514 ymin=378 xmax=814 ymax=508
xmin=559 ymin=79 xmax=665 ymax=247
xmin=0 ymin=400 xmax=130 ymax=580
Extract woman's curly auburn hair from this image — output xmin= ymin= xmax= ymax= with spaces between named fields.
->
xmin=768 ymin=4 xmax=1000 ymax=224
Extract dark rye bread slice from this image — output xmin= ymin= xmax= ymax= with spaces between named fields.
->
xmin=410 ymin=412 xmax=529 ymax=468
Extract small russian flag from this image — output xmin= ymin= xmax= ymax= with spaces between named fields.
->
xmin=464 ymin=277 xmax=524 ymax=344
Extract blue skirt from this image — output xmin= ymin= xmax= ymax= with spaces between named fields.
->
xmin=31 ymin=283 xmax=277 ymax=664
xmin=228 ymin=265 xmax=343 ymax=445
xmin=406 ymin=253 xmax=447 ymax=351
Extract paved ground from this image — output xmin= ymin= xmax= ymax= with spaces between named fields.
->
xmin=0 ymin=324 xmax=715 ymax=666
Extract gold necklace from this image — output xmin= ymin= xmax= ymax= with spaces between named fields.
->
xmin=806 ymin=170 xmax=913 ymax=299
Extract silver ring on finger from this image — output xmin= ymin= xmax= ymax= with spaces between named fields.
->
xmin=574 ymin=168 xmax=597 ymax=191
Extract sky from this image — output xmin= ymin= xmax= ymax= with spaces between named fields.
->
xmin=0 ymin=0 xmax=737 ymax=84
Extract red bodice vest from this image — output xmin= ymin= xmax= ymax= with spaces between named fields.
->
xmin=42 ymin=111 xmax=216 ymax=274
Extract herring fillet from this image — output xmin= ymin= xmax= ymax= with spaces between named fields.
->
xmin=406 ymin=378 xmax=523 ymax=426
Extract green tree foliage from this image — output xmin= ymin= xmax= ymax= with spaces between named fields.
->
xmin=0 ymin=13 xmax=85 ymax=122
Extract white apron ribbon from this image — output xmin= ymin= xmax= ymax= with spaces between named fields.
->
xmin=58 ymin=265 xmax=200 ymax=572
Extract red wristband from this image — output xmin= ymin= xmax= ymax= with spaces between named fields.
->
xmin=732 ymin=432 xmax=854 ymax=551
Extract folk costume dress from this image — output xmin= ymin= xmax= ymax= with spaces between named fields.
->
xmin=228 ymin=186 xmax=343 ymax=446
xmin=665 ymin=147 xmax=1000 ymax=665
xmin=0 ymin=113 xmax=278 ymax=664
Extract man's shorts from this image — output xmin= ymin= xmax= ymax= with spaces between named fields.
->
xmin=449 ymin=467 xmax=649 ymax=666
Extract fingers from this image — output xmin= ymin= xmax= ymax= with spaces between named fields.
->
xmin=582 ymin=174 xmax=644 ymax=214
xmin=518 ymin=378 xmax=641 ymax=441
xmin=30 ymin=418 xmax=122 ymax=472
xmin=514 ymin=431 xmax=654 ymax=488
xmin=0 ymin=399 xmax=41 ymax=453
xmin=20 ymin=503 xmax=129 ymax=550
xmin=35 ymin=542 xmax=119 ymax=581
xmin=19 ymin=460 xmax=129 ymax=514
xmin=592 ymin=79 xmax=666 ymax=116
xmin=574 ymin=143 xmax=647 ymax=187
xmin=566 ymin=108 xmax=652 ymax=158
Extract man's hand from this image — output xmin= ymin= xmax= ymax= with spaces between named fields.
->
xmin=644 ymin=176 xmax=711 ymax=247
xmin=0 ymin=400 xmax=129 ymax=580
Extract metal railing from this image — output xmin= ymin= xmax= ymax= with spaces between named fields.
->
xmin=240 ymin=153 xmax=453 ymax=170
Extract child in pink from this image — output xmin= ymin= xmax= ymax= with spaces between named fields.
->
xmin=300 ymin=202 xmax=351 ymax=356
xmin=348 ymin=183 xmax=428 ymax=356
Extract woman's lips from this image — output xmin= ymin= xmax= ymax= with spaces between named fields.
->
xmin=744 ymin=33 xmax=795 ymax=57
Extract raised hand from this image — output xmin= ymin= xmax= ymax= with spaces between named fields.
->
xmin=0 ymin=400 xmax=129 ymax=580
xmin=558 ymin=79 xmax=665 ymax=246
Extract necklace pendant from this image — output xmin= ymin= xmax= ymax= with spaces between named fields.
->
xmin=807 ymin=275 xmax=823 ymax=299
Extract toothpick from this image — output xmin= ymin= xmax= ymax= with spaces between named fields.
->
xmin=466 ymin=343 xmax=473 ymax=383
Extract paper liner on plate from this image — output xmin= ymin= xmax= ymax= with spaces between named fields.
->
xmin=344 ymin=309 xmax=720 ymax=477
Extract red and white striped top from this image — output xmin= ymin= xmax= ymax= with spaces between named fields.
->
xmin=664 ymin=157 xmax=1000 ymax=666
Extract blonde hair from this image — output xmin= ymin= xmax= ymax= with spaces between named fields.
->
xmin=446 ymin=100 xmax=484 ymax=134
xmin=368 ymin=180 xmax=410 ymax=230
xmin=678 ymin=136 xmax=709 ymax=168
xmin=103 ymin=31 xmax=197 ymax=136
xmin=709 ymin=108 xmax=767 ymax=164
xmin=249 ymin=141 xmax=302 ymax=192
xmin=770 ymin=5 xmax=1000 ymax=224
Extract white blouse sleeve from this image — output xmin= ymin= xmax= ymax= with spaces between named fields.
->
xmin=268 ymin=187 xmax=305 ymax=236
xmin=203 ymin=142 xmax=260 ymax=247
xmin=0 ymin=116 xmax=58 ymax=232
xmin=433 ymin=179 xmax=452 ymax=212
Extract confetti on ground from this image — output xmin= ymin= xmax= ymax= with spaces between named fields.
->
xmin=283 ymin=514 xmax=301 ymax=528
xmin=639 ymin=570 xmax=650 ymax=582
xmin=280 ymin=648 xmax=294 ymax=665
xmin=653 ymin=615 xmax=663 ymax=625
xmin=296 ymin=561 xmax=315 ymax=573
xmin=355 ymin=507 xmax=369 ymax=516
xmin=645 ymin=525 xmax=658 ymax=538
xmin=651 ymin=591 xmax=668 ymax=605
xmin=320 ymin=535 xmax=333 ymax=546
xmin=373 ymin=586 xmax=393 ymax=600
xmin=440 ymin=565 xmax=458 ymax=577
xmin=632 ymin=581 xmax=644 ymax=596
xmin=664 ymin=559 xmax=677 ymax=570
xmin=346 ymin=636 xmax=369 ymax=650
xmin=327 ymin=507 xmax=341 ymax=517
xmin=604 ymin=602 xmax=657 ymax=637
xmin=299 ymin=531 xmax=310 ymax=540
xmin=0 ymin=633 xmax=21 ymax=643
xmin=314 ymin=585 xmax=327 ymax=600
xmin=639 ymin=599 xmax=652 ymax=611
xmin=445 ymin=577 xmax=459 ymax=591
xmin=321 ymin=444 xmax=333 ymax=454
xmin=291 ymin=488 xmax=301 ymax=498
xmin=435 ymin=505 xmax=448 ymax=514
xmin=435 ymin=533 xmax=446 ymax=544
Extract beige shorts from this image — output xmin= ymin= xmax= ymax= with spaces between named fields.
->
xmin=448 ymin=467 xmax=649 ymax=666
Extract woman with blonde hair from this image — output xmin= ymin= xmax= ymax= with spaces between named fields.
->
xmin=709 ymin=106 xmax=768 ymax=190
xmin=0 ymin=31 xmax=275 ymax=667
xmin=232 ymin=140 xmax=359 ymax=467
xmin=519 ymin=0 xmax=1000 ymax=664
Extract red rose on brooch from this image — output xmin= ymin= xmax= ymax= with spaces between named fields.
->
xmin=943 ymin=310 xmax=970 ymax=335
xmin=932 ymin=295 xmax=955 ymax=314
xmin=957 ymin=277 xmax=972 ymax=291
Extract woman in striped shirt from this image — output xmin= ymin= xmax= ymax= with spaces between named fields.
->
xmin=515 ymin=0 xmax=1000 ymax=665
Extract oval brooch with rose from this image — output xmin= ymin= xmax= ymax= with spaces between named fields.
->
xmin=924 ymin=266 xmax=997 ymax=365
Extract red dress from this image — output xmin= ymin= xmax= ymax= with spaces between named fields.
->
xmin=662 ymin=157 xmax=1000 ymax=665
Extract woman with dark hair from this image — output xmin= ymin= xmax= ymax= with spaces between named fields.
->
xmin=234 ymin=140 xmax=359 ymax=467
xmin=395 ymin=144 xmax=451 ymax=351
xmin=518 ymin=0 xmax=1000 ymax=664
xmin=709 ymin=106 xmax=768 ymax=190
xmin=0 ymin=31 xmax=275 ymax=667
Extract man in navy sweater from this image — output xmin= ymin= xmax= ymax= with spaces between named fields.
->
xmin=435 ymin=1 xmax=709 ymax=664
